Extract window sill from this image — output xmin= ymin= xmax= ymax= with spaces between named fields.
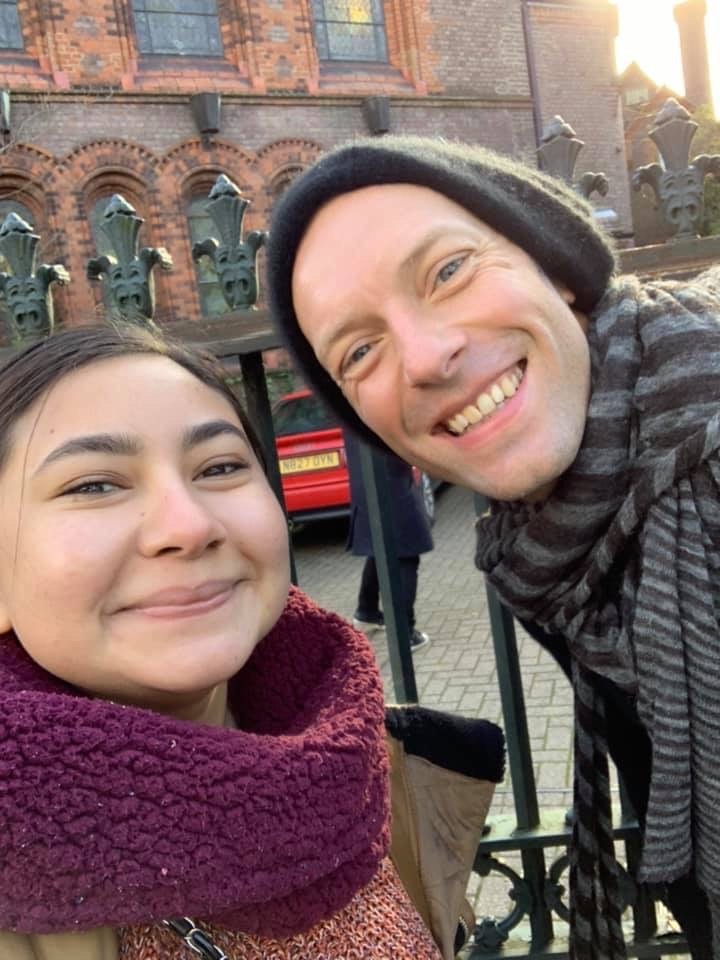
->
xmin=318 ymin=60 xmax=414 ymax=91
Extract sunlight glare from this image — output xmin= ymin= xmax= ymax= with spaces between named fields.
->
xmin=613 ymin=0 xmax=719 ymax=116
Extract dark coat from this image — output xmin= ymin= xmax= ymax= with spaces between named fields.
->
xmin=344 ymin=430 xmax=433 ymax=558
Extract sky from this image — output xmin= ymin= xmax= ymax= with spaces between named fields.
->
xmin=612 ymin=0 xmax=719 ymax=116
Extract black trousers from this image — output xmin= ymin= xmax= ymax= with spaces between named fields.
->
xmin=357 ymin=555 xmax=420 ymax=631
xmin=520 ymin=618 xmax=714 ymax=958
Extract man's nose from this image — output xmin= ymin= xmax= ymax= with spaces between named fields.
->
xmin=137 ymin=480 xmax=226 ymax=558
xmin=390 ymin=308 xmax=467 ymax=387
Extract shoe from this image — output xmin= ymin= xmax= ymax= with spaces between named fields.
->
xmin=410 ymin=630 xmax=430 ymax=651
xmin=352 ymin=612 xmax=385 ymax=634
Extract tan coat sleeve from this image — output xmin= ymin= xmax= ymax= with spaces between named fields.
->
xmin=0 ymin=928 xmax=118 ymax=960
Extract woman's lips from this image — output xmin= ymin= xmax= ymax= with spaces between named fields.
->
xmin=121 ymin=580 xmax=237 ymax=619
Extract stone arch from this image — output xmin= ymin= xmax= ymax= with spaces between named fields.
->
xmin=0 ymin=146 xmax=68 ymax=278
xmin=62 ymin=139 xmax=160 ymax=192
xmin=256 ymin=138 xmax=324 ymax=213
xmin=160 ymin=139 xmax=263 ymax=200
xmin=255 ymin=137 xmax=324 ymax=180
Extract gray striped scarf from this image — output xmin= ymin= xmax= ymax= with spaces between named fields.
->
xmin=476 ymin=267 xmax=720 ymax=958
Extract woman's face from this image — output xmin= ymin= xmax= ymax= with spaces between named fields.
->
xmin=0 ymin=354 xmax=291 ymax=712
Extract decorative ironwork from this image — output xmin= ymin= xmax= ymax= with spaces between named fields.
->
xmin=192 ymin=175 xmax=266 ymax=311
xmin=131 ymin=0 xmax=222 ymax=57
xmin=537 ymin=115 xmax=609 ymax=200
xmin=632 ymin=97 xmax=720 ymax=239
xmin=472 ymin=853 xmax=532 ymax=950
xmin=0 ymin=212 xmax=69 ymax=343
xmin=86 ymin=194 xmax=172 ymax=327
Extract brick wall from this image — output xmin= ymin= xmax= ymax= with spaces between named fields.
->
xmin=527 ymin=0 xmax=633 ymax=236
xmin=0 ymin=0 xmax=631 ymax=339
xmin=427 ymin=0 xmax=529 ymax=97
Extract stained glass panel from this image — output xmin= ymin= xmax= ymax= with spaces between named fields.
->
xmin=311 ymin=0 xmax=387 ymax=62
xmin=132 ymin=0 xmax=222 ymax=56
xmin=0 ymin=1 xmax=23 ymax=50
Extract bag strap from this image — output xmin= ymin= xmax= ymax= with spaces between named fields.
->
xmin=163 ymin=918 xmax=230 ymax=959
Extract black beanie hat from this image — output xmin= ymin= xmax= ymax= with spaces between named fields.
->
xmin=267 ymin=134 xmax=616 ymax=449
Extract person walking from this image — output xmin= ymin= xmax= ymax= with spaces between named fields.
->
xmin=344 ymin=429 xmax=432 ymax=651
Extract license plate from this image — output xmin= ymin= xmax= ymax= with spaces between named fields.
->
xmin=279 ymin=451 xmax=341 ymax=474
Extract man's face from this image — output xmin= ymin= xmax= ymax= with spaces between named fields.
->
xmin=292 ymin=184 xmax=591 ymax=501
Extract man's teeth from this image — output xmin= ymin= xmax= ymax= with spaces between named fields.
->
xmin=446 ymin=365 xmax=524 ymax=435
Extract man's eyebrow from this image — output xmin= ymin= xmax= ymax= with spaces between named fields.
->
xmin=34 ymin=433 xmax=141 ymax=475
xmin=182 ymin=419 xmax=247 ymax=450
xmin=397 ymin=224 xmax=457 ymax=276
xmin=312 ymin=224 xmax=461 ymax=364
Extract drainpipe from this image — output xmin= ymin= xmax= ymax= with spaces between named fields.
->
xmin=520 ymin=0 xmax=544 ymax=149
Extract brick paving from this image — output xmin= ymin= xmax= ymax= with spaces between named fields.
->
xmin=292 ymin=483 xmax=684 ymax=950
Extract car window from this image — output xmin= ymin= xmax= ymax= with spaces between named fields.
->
xmin=273 ymin=394 xmax=339 ymax=437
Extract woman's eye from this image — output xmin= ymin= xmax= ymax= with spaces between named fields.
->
xmin=434 ymin=256 xmax=465 ymax=288
xmin=61 ymin=480 xmax=118 ymax=497
xmin=199 ymin=460 xmax=247 ymax=479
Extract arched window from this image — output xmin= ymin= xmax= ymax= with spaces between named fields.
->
xmin=0 ymin=199 xmax=37 ymax=338
xmin=131 ymin=0 xmax=222 ymax=57
xmin=0 ymin=0 xmax=23 ymax=49
xmin=187 ymin=193 xmax=227 ymax=317
xmin=311 ymin=0 xmax=387 ymax=63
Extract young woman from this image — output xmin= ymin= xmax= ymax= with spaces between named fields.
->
xmin=0 ymin=325 xmax=441 ymax=960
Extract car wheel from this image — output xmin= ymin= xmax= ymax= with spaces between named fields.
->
xmin=420 ymin=472 xmax=435 ymax=526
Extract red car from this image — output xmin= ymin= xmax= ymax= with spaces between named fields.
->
xmin=273 ymin=388 xmax=351 ymax=524
xmin=272 ymin=388 xmax=438 ymax=527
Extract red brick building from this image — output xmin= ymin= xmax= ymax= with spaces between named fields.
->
xmin=0 ymin=0 xmax=631 ymax=344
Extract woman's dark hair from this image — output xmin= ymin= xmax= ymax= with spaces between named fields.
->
xmin=0 ymin=324 xmax=265 ymax=471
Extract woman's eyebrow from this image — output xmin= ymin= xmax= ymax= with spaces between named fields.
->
xmin=34 ymin=433 xmax=140 ymax=474
xmin=182 ymin=419 xmax=247 ymax=450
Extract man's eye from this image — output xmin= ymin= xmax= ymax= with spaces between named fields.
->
xmin=342 ymin=343 xmax=372 ymax=373
xmin=434 ymin=256 xmax=465 ymax=288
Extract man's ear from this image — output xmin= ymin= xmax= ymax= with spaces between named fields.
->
xmin=555 ymin=282 xmax=576 ymax=305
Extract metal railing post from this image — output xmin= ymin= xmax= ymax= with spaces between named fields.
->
xmin=359 ymin=442 xmax=418 ymax=704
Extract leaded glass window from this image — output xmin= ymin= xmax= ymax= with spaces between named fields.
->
xmin=187 ymin=195 xmax=227 ymax=317
xmin=132 ymin=0 xmax=223 ymax=57
xmin=311 ymin=0 xmax=388 ymax=63
xmin=0 ymin=1 xmax=23 ymax=50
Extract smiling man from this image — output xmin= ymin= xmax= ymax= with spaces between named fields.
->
xmin=266 ymin=136 xmax=720 ymax=959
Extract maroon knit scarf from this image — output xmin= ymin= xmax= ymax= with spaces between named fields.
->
xmin=0 ymin=586 xmax=389 ymax=938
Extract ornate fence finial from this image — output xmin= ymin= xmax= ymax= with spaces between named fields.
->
xmin=632 ymin=97 xmax=720 ymax=239
xmin=192 ymin=175 xmax=266 ymax=311
xmin=86 ymin=194 xmax=172 ymax=327
xmin=0 ymin=212 xmax=70 ymax=343
xmin=537 ymin=115 xmax=609 ymax=200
